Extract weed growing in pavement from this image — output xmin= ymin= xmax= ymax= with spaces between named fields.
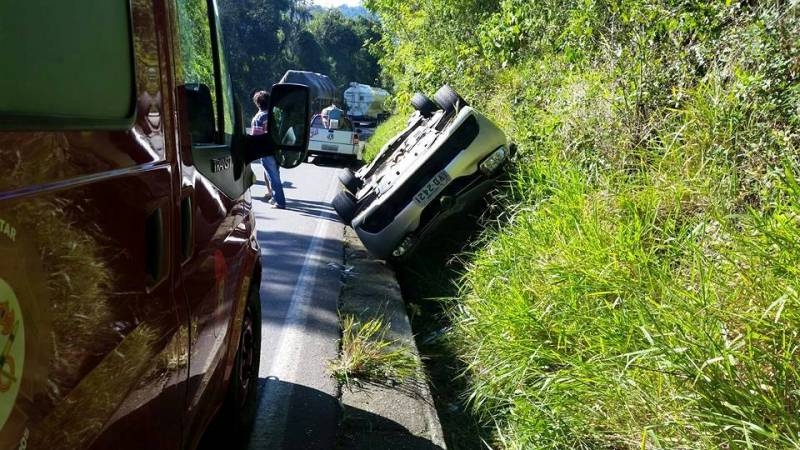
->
xmin=330 ymin=314 xmax=419 ymax=387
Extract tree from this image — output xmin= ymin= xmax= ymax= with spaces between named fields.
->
xmin=217 ymin=0 xmax=384 ymax=115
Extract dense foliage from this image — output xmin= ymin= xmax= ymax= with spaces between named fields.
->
xmin=366 ymin=0 xmax=800 ymax=448
xmin=217 ymin=0 xmax=382 ymax=115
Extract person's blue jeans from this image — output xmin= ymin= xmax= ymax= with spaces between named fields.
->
xmin=262 ymin=156 xmax=285 ymax=207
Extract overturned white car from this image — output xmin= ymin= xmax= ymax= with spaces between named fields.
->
xmin=332 ymin=85 xmax=514 ymax=259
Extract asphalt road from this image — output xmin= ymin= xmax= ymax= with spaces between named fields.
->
xmin=245 ymin=160 xmax=345 ymax=450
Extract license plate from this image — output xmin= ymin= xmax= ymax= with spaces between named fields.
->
xmin=414 ymin=171 xmax=450 ymax=205
xmin=322 ymin=144 xmax=339 ymax=152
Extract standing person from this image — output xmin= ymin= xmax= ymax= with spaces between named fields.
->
xmin=252 ymin=90 xmax=286 ymax=209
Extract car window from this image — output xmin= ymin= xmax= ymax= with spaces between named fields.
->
xmin=311 ymin=115 xmax=354 ymax=131
xmin=0 ymin=3 xmax=134 ymax=127
xmin=176 ymin=0 xmax=217 ymax=142
xmin=211 ymin=6 xmax=235 ymax=140
xmin=311 ymin=115 xmax=325 ymax=128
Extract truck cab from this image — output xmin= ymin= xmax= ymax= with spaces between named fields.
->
xmin=0 ymin=1 xmax=309 ymax=449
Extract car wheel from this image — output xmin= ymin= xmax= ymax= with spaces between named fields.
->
xmin=223 ymin=282 xmax=262 ymax=441
xmin=332 ymin=190 xmax=358 ymax=225
xmin=411 ymin=92 xmax=438 ymax=117
xmin=338 ymin=169 xmax=362 ymax=194
xmin=433 ymin=84 xmax=468 ymax=113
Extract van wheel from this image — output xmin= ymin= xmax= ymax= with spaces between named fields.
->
xmin=411 ymin=92 xmax=438 ymax=117
xmin=224 ymin=283 xmax=262 ymax=440
xmin=433 ymin=85 xmax=468 ymax=113
xmin=332 ymin=190 xmax=358 ymax=225
xmin=338 ymin=169 xmax=362 ymax=194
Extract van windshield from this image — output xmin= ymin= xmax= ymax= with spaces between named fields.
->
xmin=0 ymin=3 xmax=134 ymax=126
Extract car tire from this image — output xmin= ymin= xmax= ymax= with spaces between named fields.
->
xmin=411 ymin=92 xmax=438 ymax=117
xmin=338 ymin=169 xmax=362 ymax=194
xmin=332 ymin=190 xmax=358 ymax=225
xmin=222 ymin=282 xmax=262 ymax=442
xmin=433 ymin=84 xmax=468 ymax=113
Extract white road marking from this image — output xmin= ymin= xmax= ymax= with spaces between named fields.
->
xmin=248 ymin=167 xmax=343 ymax=449
xmin=264 ymin=172 xmax=340 ymax=380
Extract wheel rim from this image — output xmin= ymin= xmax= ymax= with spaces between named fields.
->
xmin=238 ymin=304 xmax=254 ymax=406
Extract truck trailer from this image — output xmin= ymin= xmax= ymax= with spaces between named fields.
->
xmin=343 ymin=82 xmax=390 ymax=126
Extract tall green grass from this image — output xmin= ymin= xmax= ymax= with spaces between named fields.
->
xmin=456 ymin=168 xmax=800 ymax=447
xmin=365 ymin=0 xmax=800 ymax=447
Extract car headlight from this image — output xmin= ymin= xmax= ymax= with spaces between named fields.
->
xmin=479 ymin=146 xmax=508 ymax=175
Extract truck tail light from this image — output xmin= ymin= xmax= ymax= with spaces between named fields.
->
xmin=353 ymin=133 xmax=360 ymax=145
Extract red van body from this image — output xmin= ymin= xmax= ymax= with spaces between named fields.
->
xmin=0 ymin=1 xmax=310 ymax=448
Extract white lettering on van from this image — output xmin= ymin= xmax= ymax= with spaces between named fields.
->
xmin=0 ymin=219 xmax=16 ymax=242
xmin=17 ymin=427 xmax=29 ymax=450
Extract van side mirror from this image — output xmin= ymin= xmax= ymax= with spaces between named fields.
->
xmin=243 ymin=83 xmax=311 ymax=168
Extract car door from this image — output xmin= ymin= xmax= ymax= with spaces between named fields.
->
xmin=169 ymin=0 xmax=259 ymax=446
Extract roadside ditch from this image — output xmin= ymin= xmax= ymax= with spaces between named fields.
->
xmin=332 ymin=194 xmax=503 ymax=449
xmin=392 ymin=207 xmax=497 ymax=450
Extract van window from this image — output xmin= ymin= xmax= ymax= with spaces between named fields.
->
xmin=212 ymin=8 xmax=235 ymax=138
xmin=0 ymin=2 xmax=134 ymax=126
xmin=176 ymin=0 xmax=217 ymax=142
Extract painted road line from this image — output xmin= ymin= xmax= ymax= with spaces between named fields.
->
xmin=248 ymin=170 xmax=341 ymax=450
xmin=265 ymin=170 xmax=339 ymax=379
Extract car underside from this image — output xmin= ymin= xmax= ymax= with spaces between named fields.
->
xmin=332 ymin=85 xmax=514 ymax=260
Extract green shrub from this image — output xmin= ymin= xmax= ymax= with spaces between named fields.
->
xmin=365 ymin=0 xmax=800 ymax=447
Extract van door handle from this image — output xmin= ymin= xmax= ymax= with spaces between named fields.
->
xmin=145 ymin=208 xmax=165 ymax=287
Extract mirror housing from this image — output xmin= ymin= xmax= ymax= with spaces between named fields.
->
xmin=243 ymin=83 xmax=311 ymax=168
xmin=183 ymin=83 xmax=215 ymax=143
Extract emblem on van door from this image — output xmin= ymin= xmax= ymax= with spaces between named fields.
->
xmin=211 ymin=156 xmax=232 ymax=173
xmin=0 ymin=278 xmax=24 ymax=431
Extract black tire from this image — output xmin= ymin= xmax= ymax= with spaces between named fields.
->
xmin=433 ymin=84 xmax=468 ymax=113
xmin=338 ymin=169 xmax=362 ymax=194
xmin=411 ymin=92 xmax=438 ymax=117
xmin=224 ymin=282 xmax=262 ymax=441
xmin=332 ymin=190 xmax=358 ymax=225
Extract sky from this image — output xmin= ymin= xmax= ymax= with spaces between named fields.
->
xmin=311 ymin=0 xmax=362 ymax=6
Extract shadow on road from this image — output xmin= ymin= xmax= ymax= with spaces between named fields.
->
xmin=308 ymin=156 xmax=363 ymax=171
xmin=199 ymin=378 xmax=444 ymax=450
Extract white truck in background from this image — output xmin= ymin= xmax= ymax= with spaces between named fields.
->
xmin=307 ymin=111 xmax=365 ymax=163
xmin=343 ymin=82 xmax=391 ymax=127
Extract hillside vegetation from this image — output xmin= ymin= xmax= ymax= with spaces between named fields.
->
xmin=365 ymin=0 xmax=800 ymax=448
xmin=218 ymin=0 xmax=382 ymax=115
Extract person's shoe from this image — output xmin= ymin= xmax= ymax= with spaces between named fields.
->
xmin=264 ymin=193 xmax=273 ymax=201
xmin=269 ymin=203 xmax=286 ymax=209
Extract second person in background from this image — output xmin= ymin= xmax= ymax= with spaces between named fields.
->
xmin=252 ymin=90 xmax=287 ymax=209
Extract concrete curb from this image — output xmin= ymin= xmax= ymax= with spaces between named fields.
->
xmin=336 ymin=227 xmax=447 ymax=449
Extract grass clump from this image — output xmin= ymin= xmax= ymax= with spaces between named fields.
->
xmin=330 ymin=314 xmax=419 ymax=386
